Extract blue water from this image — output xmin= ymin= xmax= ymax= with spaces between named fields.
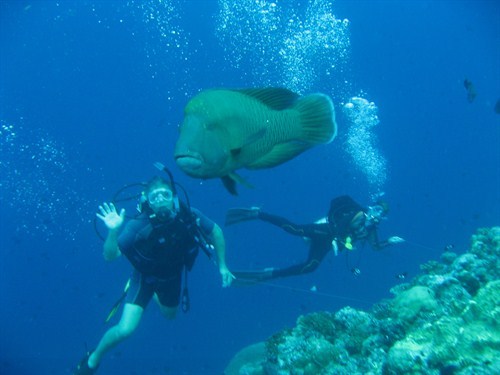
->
xmin=0 ymin=1 xmax=498 ymax=374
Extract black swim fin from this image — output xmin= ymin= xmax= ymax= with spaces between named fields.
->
xmin=232 ymin=268 xmax=275 ymax=286
xmin=225 ymin=207 xmax=261 ymax=226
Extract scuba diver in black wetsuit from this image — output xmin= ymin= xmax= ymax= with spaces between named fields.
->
xmin=225 ymin=195 xmax=404 ymax=284
xmin=73 ymin=174 xmax=234 ymax=375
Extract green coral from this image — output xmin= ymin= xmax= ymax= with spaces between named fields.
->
xmin=463 ymin=279 xmax=500 ymax=326
xmin=333 ymin=307 xmax=376 ymax=354
xmin=392 ymin=285 xmax=439 ymax=322
xmin=224 ymin=227 xmax=500 ymax=375
xmin=224 ymin=342 xmax=266 ymax=375
xmin=274 ymin=334 xmax=338 ymax=374
xmin=296 ymin=311 xmax=337 ymax=342
xmin=387 ymin=281 xmax=500 ymax=374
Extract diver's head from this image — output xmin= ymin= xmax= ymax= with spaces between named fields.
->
xmin=366 ymin=200 xmax=389 ymax=225
xmin=145 ymin=177 xmax=175 ymax=219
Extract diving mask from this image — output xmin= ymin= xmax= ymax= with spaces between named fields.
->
xmin=147 ymin=188 xmax=173 ymax=208
xmin=366 ymin=205 xmax=385 ymax=225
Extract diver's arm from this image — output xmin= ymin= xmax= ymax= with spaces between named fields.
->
xmin=367 ymin=228 xmax=386 ymax=250
xmin=209 ymin=223 xmax=235 ymax=287
xmin=96 ymin=202 xmax=124 ymax=261
xmin=103 ymin=229 xmax=121 ymax=261
xmin=368 ymin=228 xmax=399 ymax=250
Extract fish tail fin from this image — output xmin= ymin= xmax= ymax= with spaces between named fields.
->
xmin=294 ymin=93 xmax=337 ymax=144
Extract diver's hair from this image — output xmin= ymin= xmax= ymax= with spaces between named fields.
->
xmin=145 ymin=176 xmax=172 ymax=193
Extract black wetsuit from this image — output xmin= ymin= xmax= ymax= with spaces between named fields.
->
xmin=237 ymin=210 xmax=388 ymax=281
xmin=118 ymin=207 xmax=214 ymax=308
xmin=258 ymin=212 xmax=333 ymax=278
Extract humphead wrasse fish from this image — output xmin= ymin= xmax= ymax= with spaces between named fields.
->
xmin=174 ymin=87 xmax=337 ymax=194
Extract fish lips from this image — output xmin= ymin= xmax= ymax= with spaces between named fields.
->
xmin=175 ymin=153 xmax=204 ymax=175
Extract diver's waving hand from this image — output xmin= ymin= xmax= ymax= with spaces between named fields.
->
xmin=97 ymin=202 xmax=125 ymax=230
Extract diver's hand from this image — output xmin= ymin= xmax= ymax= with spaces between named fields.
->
xmin=96 ymin=202 xmax=125 ymax=231
xmin=219 ymin=265 xmax=235 ymax=288
xmin=388 ymin=236 xmax=405 ymax=244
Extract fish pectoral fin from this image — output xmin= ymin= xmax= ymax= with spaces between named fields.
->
xmin=232 ymin=88 xmax=300 ymax=110
xmin=221 ymin=172 xmax=254 ymax=195
xmin=230 ymin=128 xmax=266 ymax=152
xmin=246 ymin=142 xmax=311 ymax=169
xmin=221 ymin=176 xmax=238 ymax=195
xmin=229 ymin=172 xmax=254 ymax=189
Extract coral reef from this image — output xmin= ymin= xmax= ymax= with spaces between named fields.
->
xmin=225 ymin=227 xmax=500 ymax=375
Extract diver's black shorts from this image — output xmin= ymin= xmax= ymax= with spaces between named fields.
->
xmin=125 ymin=270 xmax=182 ymax=309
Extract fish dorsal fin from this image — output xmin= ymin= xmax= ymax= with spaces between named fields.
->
xmin=246 ymin=141 xmax=311 ymax=169
xmin=232 ymin=88 xmax=300 ymax=110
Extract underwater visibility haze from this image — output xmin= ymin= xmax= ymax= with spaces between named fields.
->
xmin=0 ymin=0 xmax=499 ymax=374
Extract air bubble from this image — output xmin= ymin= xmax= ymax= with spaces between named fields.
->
xmin=215 ymin=0 xmax=350 ymax=93
xmin=0 ymin=120 xmax=98 ymax=241
xmin=343 ymin=97 xmax=388 ymax=197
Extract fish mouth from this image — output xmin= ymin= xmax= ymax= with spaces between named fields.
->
xmin=175 ymin=154 xmax=203 ymax=171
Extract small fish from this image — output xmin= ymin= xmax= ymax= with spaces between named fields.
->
xmin=396 ymin=272 xmax=408 ymax=280
xmin=463 ymin=79 xmax=477 ymax=103
xmin=444 ymin=244 xmax=454 ymax=252
xmin=351 ymin=267 xmax=361 ymax=276
xmin=174 ymin=88 xmax=337 ymax=194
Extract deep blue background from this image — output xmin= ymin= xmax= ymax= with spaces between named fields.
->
xmin=1 ymin=1 xmax=499 ymax=374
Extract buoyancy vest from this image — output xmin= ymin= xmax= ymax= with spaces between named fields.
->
xmin=327 ymin=195 xmax=365 ymax=240
xmin=124 ymin=206 xmax=200 ymax=278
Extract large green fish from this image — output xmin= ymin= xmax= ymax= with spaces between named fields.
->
xmin=174 ymin=87 xmax=337 ymax=194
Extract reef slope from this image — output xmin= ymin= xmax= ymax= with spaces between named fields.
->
xmin=225 ymin=227 xmax=500 ymax=375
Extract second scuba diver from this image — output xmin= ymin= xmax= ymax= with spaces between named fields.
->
xmin=225 ymin=195 xmax=404 ymax=284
